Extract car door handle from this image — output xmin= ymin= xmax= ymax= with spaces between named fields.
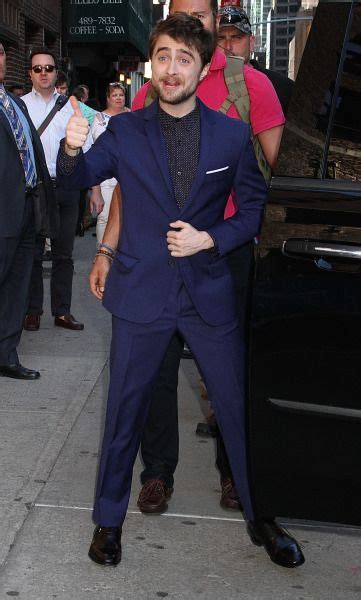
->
xmin=282 ymin=239 xmax=361 ymax=261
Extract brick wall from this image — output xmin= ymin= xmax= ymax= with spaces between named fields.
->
xmin=1 ymin=0 xmax=61 ymax=89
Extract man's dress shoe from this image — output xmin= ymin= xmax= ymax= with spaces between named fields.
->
xmin=181 ymin=343 xmax=193 ymax=359
xmin=0 ymin=364 xmax=40 ymax=380
xmin=24 ymin=314 xmax=40 ymax=331
xmin=247 ymin=519 xmax=305 ymax=568
xmin=137 ymin=479 xmax=173 ymax=514
xmin=88 ymin=526 xmax=122 ymax=566
xmin=54 ymin=314 xmax=84 ymax=330
xmin=220 ymin=478 xmax=242 ymax=510
xmin=195 ymin=414 xmax=218 ymax=438
xmin=42 ymin=250 xmax=52 ymax=261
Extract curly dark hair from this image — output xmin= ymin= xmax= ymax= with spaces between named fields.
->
xmin=149 ymin=13 xmax=214 ymax=68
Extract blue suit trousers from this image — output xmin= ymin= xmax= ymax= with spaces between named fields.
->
xmin=93 ymin=272 xmax=255 ymax=525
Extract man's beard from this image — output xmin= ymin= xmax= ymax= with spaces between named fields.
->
xmin=152 ymin=78 xmax=198 ymax=106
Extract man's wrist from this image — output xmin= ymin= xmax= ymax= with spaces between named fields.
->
xmin=204 ymin=231 xmax=219 ymax=256
xmin=201 ymin=231 xmax=215 ymax=250
xmin=93 ymin=253 xmax=113 ymax=265
xmin=64 ymin=142 xmax=81 ymax=156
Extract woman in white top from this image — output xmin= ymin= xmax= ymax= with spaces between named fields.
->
xmin=91 ymin=82 xmax=130 ymax=244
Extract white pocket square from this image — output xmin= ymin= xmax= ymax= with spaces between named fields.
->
xmin=206 ymin=166 xmax=229 ymax=174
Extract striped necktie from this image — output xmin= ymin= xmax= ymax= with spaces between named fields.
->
xmin=0 ymin=87 xmax=37 ymax=188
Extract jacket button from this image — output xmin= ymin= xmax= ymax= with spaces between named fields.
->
xmin=168 ymin=258 xmax=176 ymax=267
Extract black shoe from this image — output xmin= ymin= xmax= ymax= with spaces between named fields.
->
xmin=76 ymin=222 xmax=85 ymax=237
xmin=54 ymin=314 xmax=84 ymax=331
xmin=0 ymin=364 xmax=40 ymax=380
xmin=195 ymin=414 xmax=218 ymax=438
xmin=247 ymin=519 xmax=305 ymax=568
xmin=42 ymin=250 xmax=52 ymax=261
xmin=181 ymin=344 xmax=193 ymax=359
xmin=88 ymin=526 xmax=122 ymax=566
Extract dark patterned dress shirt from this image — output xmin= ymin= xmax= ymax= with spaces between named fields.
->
xmin=158 ymin=105 xmax=201 ymax=210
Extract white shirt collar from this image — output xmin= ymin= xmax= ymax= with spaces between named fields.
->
xmin=31 ymin=86 xmax=59 ymax=101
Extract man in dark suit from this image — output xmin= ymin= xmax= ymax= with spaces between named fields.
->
xmin=0 ymin=42 xmax=54 ymax=379
xmin=57 ymin=14 xmax=304 ymax=569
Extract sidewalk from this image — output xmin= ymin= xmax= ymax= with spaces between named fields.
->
xmin=0 ymin=230 xmax=360 ymax=599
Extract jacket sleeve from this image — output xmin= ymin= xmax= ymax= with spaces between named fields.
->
xmin=207 ymin=127 xmax=268 ymax=256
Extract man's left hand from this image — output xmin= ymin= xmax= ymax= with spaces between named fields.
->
xmin=167 ymin=220 xmax=214 ymax=257
xmin=89 ymin=187 xmax=104 ymax=216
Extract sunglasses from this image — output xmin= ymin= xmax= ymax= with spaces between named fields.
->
xmin=219 ymin=9 xmax=252 ymax=33
xmin=109 ymin=82 xmax=124 ymax=88
xmin=31 ymin=64 xmax=56 ymax=74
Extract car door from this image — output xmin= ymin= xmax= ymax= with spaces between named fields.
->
xmin=248 ymin=0 xmax=361 ymax=525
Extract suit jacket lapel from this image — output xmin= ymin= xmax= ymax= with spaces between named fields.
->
xmin=0 ymin=108 xmax=16 ymax=143
xmin=180 ymin=100 xmax=217 ymax=216
xmin=0 ymin=107 xmax=26 ymax=176
xmin=143 ymin=101 xmax=176 ymax=215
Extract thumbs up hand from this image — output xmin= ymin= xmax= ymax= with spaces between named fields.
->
xmin=65 ymin=95 xmax=89 ymax=153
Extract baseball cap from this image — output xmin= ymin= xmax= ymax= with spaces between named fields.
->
xmin=218 ymin=6 xmax=252 ymax=35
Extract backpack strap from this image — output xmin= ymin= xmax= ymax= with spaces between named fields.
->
xmin=219 ymin=56 xmax=250 ymax=123
xmin=221 ymin=56 xmax=271 ymax=183
xmin=37 ymin=94 xmax=68 ymax=136
xmin=144 ymin=84 xmax=158 ymax=107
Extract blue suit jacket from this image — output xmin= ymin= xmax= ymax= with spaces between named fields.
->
xmin=57 ymin=99 xmax=267 ymax=325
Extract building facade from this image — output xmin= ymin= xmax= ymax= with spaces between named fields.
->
xmin=0 ymin=0 xmax=62 ymax=89
xmin=266 ymin=0 xmax=301 ymax=76
xmin=62 ymin=0 xmax=156 ymax=107
xmin=288 ymin=0 xmax=317 ymax=79
xmin=0 ymin=0 xmax=157 ymax=104
xmin=250 ymin=0 xmax=272 ymax=54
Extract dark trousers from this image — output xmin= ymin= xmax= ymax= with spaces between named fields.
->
xmin=0 ymin=198 xmax=35 ymax=366
xmin=27 ymin=186 xmax=79 ymax=316
xmin=93 ymin=277 xmax=255 ymax=526
xmin=140 ymin=332 xmax=184 ymax=488
xmin=140 ymin=241 xmax=254 ymax=485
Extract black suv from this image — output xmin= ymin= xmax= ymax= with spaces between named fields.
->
xmin=249 ymin=0 xmax=361 ymax=525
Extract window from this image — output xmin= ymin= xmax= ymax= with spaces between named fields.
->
xmin=326 ymin=5 xmax=361 ymax=181
xmin=275 ymin=2 xmax=351 ymax=178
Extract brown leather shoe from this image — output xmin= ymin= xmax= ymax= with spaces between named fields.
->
xmin=24 ymin=314 xmax=40 ymax=331
xmin=220 ymin=478 xmax=243 ymax=510
xmin=54 ymin=314 xmax=84 ymax=330
xmin=137 ymin=479 xmax=173 ymax=514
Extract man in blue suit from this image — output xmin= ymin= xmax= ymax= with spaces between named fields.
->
xmin=57 ymin=14 xmax=304 ymax=569
xmin=0 ymin=41 xmax=55 ymax=379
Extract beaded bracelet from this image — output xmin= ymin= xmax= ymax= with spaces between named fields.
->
xmin=99 ymin=242 xmax=116 ymax=257
xmin=93 ymin=249 xmax=114 ymax=263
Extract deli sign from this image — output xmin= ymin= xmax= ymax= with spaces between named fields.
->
xmin=64 ymin=0 xmax=152 ymax=58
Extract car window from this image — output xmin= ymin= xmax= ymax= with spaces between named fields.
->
xmin=275 ymin=1 xmax=352 ymax=178
xmin=326 ymin=4 xmax=361 ymax=181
